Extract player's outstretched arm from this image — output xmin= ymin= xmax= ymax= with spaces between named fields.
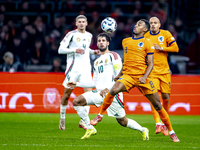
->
xmin=67 ymin=81 xmax=96 ymax=89
xmin=89 ymin=48 xmax=101 ymax=55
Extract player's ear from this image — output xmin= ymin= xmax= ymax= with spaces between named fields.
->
xmin=107 ymin=41 xmax=110 ymax=46
xmin=144 ymin=27 xmax=148 ymax=33
xmin=158 ymin=22 xmax=161 ymax=28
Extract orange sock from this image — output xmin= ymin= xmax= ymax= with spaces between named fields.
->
xmin=163 ymin=99 xmax=170 ymax=113
xmin=100 ymin=92 xmax=114 ymax=115
xmin=150 ymin=103 xmax=161 ymax=124
xmin=157 ymin=107 xmax=173 ymax=131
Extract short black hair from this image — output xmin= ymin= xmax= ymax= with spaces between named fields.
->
xmin=140 ymin=19 xmax=150 ymax=32
xmin=97 ymin=33 xmax=111 ymax=43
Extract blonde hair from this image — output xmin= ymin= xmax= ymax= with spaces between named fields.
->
xmin=76 ymin=15 xmax=87 ymax=22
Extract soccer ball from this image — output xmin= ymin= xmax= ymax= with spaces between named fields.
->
xmin=101 ymin=17 xmax=117 ymax=33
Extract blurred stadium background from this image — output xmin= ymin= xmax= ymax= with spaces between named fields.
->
xmin=0 ymin=0 xmax=200 ymax=74
xmin=0 ymin=1 xmax=200 ymax=149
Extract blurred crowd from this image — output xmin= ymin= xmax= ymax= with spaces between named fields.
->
xmin=0 ymin=0 xmax=188 ymax=73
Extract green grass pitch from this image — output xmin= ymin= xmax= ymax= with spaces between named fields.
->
xmin=0 ymin=113 xmax=199 ymax=150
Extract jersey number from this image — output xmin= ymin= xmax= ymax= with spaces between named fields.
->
xmin=98 ymin=65 xmax=103 ymax=73
xmin=149 ymin=81 xmax=155 ymax=88
xmin=83 ymin=44 xmax=86 ymax=50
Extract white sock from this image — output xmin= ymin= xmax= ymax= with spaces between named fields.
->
xmin=126 ymin=118 xmax=143 ymax=132
xmin=156 ymin=122 xmax=161 ymax=126
xmin=84 ymin=105 xmax=90 ymax=114
xmin=60 ymin=104 xmax=67 ymax=119
xmin=74 ymin=106 xmax=93 ymax=129
xmin=169 ymin=130 xmax=175 ymax=135
xmin=98 ymin=113 xmax=103 ymax=118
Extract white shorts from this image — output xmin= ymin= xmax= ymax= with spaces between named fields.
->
xmin=82 ymin=90 xmax=126 ymax=119
xmin=62 ymin=70 xmax=93 ymax=88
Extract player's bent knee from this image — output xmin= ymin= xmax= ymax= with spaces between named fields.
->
xmin=116 ymin=116 xmax=128 ymax=127
xmin=110 ymin=87 xmax=120 ymax=96
xmin=153 ymin=103 xmax=162 ymax=111
xmin=73 ymin=98 xmax=78 ymax=106
xmin=73 ymin=95 xmax=87 ymax=106
xmin=161 ymin=93 xmax=170 ymax=100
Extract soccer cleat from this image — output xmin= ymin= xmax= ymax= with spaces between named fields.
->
xmin=90 ymin=115 xmax=103 ymax=126
xmin=170 ymin=133 xmax=180 ymax=142
xmin=81 ymin=128 xmax=97 ymax=139
xmin=161 ymin=125 xmax=169 ymax=136
xmin=59 ymin=119 xmax=65 ymax=130
xmin=155 ymin=124 xmax=162 ymax=134
xmin=141 ymin=127 xmax=149 ymax=140
xmin=78 ymin=120 xmax=87 ymax=130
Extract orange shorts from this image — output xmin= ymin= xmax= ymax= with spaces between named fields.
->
xmin=152 ymin=73 xmax=171 ymax=94
xmin=117 ymin=74 xmax=157 ymax=95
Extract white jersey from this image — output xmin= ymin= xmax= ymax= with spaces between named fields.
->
xmin=59 ymin=29 xmax=93 ymax=73
xmin=81 ymin=51 xmax=125 ymax=118
xmin=93 ymin=52 xmax=122 ymax=91
xmin=77 ymin=51 xmax=122 ymax=91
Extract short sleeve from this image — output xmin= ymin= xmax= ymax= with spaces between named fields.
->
xmin=145 ymin=38 xmax=155 ymax=55
xmin=109 ymin=52 xmax=122 ymax=77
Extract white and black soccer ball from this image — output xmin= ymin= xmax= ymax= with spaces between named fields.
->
xmin=101 ymin=17 xmax=117 ymax=33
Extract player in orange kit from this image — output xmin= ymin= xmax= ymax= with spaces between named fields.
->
xmin=91 ymin=19 xmax=180 ymax=142
xmin=144 ymin=17 xmax=179 ymax=136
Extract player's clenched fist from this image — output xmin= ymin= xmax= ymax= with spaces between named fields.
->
xmin=67 ymin=82 xmax=77 ymax=88
xmin=76 ymin=49 xmax=85 ymax=54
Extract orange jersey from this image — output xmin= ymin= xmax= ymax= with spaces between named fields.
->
xmin=122 ymin=36 xmax=154 ymax=75
xmin=144 ymin=29 xmax=179 ymax=74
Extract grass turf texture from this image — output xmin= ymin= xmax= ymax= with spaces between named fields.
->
xmin=0 ymin=113 xmax=199 ymax=150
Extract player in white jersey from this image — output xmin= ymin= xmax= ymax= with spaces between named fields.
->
xmin=58 ymin=15 xmax=100 ymax=130
xmin=67 ymin=33 xmax=149 ymax=140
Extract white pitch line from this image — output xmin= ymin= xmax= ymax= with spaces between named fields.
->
xmin=0 ymin=144 xmax=199 ymax=149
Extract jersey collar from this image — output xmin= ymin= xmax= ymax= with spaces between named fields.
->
xmin=132 ymin=36 xmax=144 ymax=40
xmin=150 ymin=30 xmax=160 ymax=35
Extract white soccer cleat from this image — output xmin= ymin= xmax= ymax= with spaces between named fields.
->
xmin=59 ymin=119 xmax=65 ymax=130
xmin=78 ymin=120 xmax=87 ymax=130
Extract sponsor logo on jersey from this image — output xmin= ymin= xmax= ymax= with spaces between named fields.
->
xmin=83 ymin=39 xmax=86 ymax=41
xmin=158 ymin=36 xmax=164 ymax=42
xmin=114 ymin=113 xmax=119 ymax=116
xmin=99 ymin=60 xmax=103 ymax=64
xmin=105 ymin=59 xmax=108 ymax=63
xmin=76 ymin=37 xmax=81 ymax=42
xmin=95 ymin=61 xmax=98 ymax=66
xmin=92 ymin=89 xmax=98 ymax=93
